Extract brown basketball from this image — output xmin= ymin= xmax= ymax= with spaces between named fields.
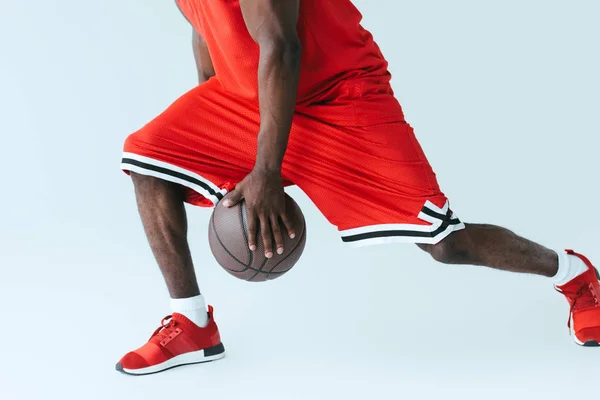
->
xmin=208 ymin=193 xmax=306 ymax=282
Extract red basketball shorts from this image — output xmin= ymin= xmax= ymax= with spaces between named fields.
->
xmin=121 ymin=79 xmax=464 ymax=246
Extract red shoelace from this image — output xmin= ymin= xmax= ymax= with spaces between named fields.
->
xmin=562 ymin=283 xmax=599 ymax=329
xmin=149 ymin=315 xmax=180 ymax=342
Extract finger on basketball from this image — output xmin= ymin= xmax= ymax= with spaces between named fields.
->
xmin=260 ymin=216 xmax=273 ymax=258
xmin=270 ymin=214 xmax=284 ymax=254
xmin=280 ymin=212 xmax=295 ymax=239
xmin=222 ymin=189 xmax=243 ymax=208
xmin=246 ymin=208 xmax=258 ymax=251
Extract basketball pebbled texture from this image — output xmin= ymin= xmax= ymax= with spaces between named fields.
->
xmin=208 ymin=193 xmax=306 ymax=282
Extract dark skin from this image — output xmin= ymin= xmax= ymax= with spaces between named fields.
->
xmin=419 ymin=224 xmax=557 ymax=277
xmin=221 ymin=0 xmax=302 ymax=259
xmin=131 ymin=173 xmax=200 ymax=298
xmin=192 ymin=30 xmax=215 ymax=83
xmin=130 ymin=1 xmax=558 ymax=299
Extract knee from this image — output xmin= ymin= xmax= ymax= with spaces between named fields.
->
xmin=417 ymin=231 xmax=473 ymax=265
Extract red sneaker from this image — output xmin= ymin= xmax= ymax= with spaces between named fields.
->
xmin=555 ymin=250 xmax=600 ymax=347
xmin=116 ymin=305 xmax=225 ymax=375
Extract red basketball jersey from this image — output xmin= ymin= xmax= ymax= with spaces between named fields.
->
xmin=176 ymin=0 xmax=405 ymax=125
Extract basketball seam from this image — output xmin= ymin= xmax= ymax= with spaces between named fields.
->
xmin=239 ymin=202 xmax=254 ymax=268
xmin=212 ymin=205 xmax=273 ymax=276
xmin=219 ymin=262 xmax=288 ymax=275
xmin=240 ymin=201 xmax=273 ymax=282
xmin=211 ymin=197 xmax=306 ymax=281
xmin=247 ymin=257 xmax=270 ymax=282
xmin=248 ymin=201 xmax=306 ymax=281
xmin=210 ymin=209 xmax=249 ymax=271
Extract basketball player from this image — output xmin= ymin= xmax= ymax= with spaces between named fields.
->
xmin=116 ymin=0 xmax=599 ymax=375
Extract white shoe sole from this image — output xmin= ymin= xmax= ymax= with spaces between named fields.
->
xmin=116 ymin=342 xmax=225 ymax=375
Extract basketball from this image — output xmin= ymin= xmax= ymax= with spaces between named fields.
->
xmin=208 ymin=193 xmax=306 ymax=282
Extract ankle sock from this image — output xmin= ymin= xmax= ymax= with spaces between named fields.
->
xmin=552 ymin=250 xmax=588 ymax=287
xmin=170 ymin=294 xmax=209 ymax=328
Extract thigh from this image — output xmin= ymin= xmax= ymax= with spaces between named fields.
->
xmin=121 ymin=79 xmax=261 ymax=206
xmin=284 ymin=118 xmax=465 ymax=246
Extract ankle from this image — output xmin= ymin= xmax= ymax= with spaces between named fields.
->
xmin=170 ymin=294 xmax=209 ymax=328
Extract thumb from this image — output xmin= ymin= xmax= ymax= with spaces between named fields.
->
xmin=222 ymin=189 xmax=243 ymax=208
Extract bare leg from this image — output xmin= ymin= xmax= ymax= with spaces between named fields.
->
xmin=131 ymin=172 xmax=200 ymax=298
xmin=418 ymin=223 xmax=558 ymax=277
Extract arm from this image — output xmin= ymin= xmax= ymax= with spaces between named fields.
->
xmin=240 ymin=0 xmax=302 ymax=173
xmin=223 ymin=0 xmax=301 ymax=257
xmin=192 ymin=30 xmax=216 ymax=84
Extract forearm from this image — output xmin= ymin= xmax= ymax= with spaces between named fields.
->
xmin=192 ymin=30 xmax=215 ymax=84
xmin=254 ymin=41 xmax=302 ymax=173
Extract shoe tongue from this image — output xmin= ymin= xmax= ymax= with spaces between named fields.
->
xmin=564 ymin=278 xmax=599 ymax=308
xmin=149 ymin=325 xmax=172 ymax=344
xmin=148 ymin=315 xmax=182 ymax=343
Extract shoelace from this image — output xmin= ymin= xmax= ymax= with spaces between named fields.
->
xmin=562 ymin=283 xmax=599 ymax=329
xmin=150 ymin=315 xmax=179 ymax=341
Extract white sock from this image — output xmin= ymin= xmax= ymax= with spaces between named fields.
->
xmin=170 ymin=294 xmax=209 ymax=328
xmin=552 ymin=250 xmax=588 ymax=287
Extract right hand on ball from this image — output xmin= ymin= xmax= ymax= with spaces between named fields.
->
xmin=221 ymin=167 xmax=296 ymax=258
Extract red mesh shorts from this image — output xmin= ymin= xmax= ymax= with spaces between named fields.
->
xmin=121 ymin=79 xmax=464 ymax=246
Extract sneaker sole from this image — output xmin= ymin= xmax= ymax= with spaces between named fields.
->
xmin=582 ymin=341 xmax=600 ymax=347
xmin=571 ymin=322 xmax=600 ymax=347
xmin=115 ymin=342 xmax=225 ymax=376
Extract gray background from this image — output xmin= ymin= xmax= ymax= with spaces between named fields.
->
xmin=1 ymin=0 xmax=598 ymax=399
